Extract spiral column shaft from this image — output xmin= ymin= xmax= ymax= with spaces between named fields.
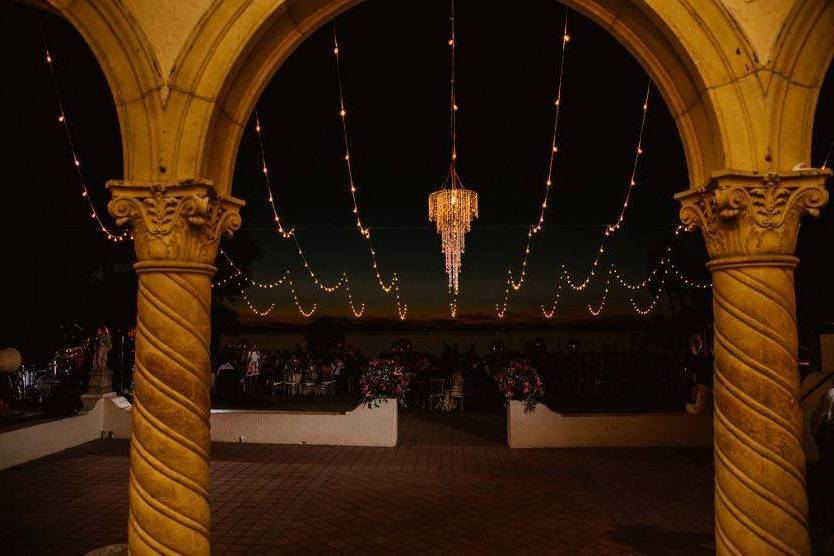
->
xmin=677 ymin=170 xmax=829 ymax=555
xmin=710 ymin=258 xmax=807 ymax=555
xmin=107 ymin=179 xmax=243 ymax=555
xmin=129 ymin=264 xmax=213 ymax=555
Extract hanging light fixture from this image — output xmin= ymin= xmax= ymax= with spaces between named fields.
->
xmin=429 ymin=0 xmax=478 ymax=296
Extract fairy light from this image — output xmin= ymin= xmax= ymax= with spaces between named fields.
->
xmin=556 ymin=80 xmax=653 ymax=294
xmin=40 ymin=22 xmax=130 ymax=243
xmin=587 ymin=274 xmax=611 ymax=316
xmin=540 ymin=226 xmax=711 ymax=319
xmin=252 ymin=111 xmax=356 ymax=294
xmin=217 ymin=249 xmax=364 ymax=318
xmin=241 ymin=290 xmax=276 ymax=317
xmin=333 ymin=26 xmax=408 ymax=320
xmin=508 ymin=9 xmax=570 ymax=287
xmin=630 ymin=267 xmax=669 ymax=316
xmin=250 ymin=110 xmax=371 ymax=318
xmin=496 ymin=9 xmax=571 ymax=318
xmin=287 ymin=278 xmax=318 ymax=318
xmin=540 ymin=281 xmax=563 ymax=319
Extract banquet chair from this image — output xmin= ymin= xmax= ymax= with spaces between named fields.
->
xmin=301 ymin=369 xmax=317 ymax=396
xmin=429 ymin=378 xmax=445 ymax=412
xmin=449 ymin=373 xmax=464 ymax=413
xmin=284 ymin=372 xmax=301 ymax=397
xmin=317 ymin=369 xmax=336 ymax=397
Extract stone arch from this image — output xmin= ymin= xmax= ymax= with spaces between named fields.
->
xmin=41 ymin=0 xmax=165 ymax=182
xmin=38 ymin=1 xmax=833 ymax=195
xmin=768 ymin=0 xmax=834 ymax=169
xmin=193 ymin=0 xmax=738 ymax=195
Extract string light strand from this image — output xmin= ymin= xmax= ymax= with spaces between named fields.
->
xmin=39 ymin=21 xmax=130 ymax=243
xmin=497 ymin=7 xmax=571 ymax=316
xmin=333 ymin=25 xmax=408 ymax=320
xmin=557 ymin=80 xmax=652 ymax=294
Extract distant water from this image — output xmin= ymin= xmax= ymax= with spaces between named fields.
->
xmin=221 ymin=328 xmax=646 ymax=354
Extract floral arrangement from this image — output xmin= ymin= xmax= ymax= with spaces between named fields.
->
xmin=496 ymin=359 xmax=544 ymax=412
xmin=360 ymin=358 xmax=409 ymax=408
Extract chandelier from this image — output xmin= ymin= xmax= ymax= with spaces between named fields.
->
xmin=429 ymin=170 xmax=478 ymax=294
xmin=429 ymin=0 xmax=478 ymax=297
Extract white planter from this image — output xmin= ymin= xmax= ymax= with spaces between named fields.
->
xmin=507 ymin=400 xmax=712 ymax=448
xmin=0 ymin=396 xmax=399 ymax=470
xmin=210 ymin=399 xmax=398 ymax=447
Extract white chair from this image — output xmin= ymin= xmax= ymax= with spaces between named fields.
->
xmin=429 ymin=378 xmax=445 ymax=411
xmin=449 ymin=373 xmax=464 ymax=412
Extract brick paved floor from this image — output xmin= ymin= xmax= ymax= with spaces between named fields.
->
xmin=0 ymin=411 xmax=719 ymax=554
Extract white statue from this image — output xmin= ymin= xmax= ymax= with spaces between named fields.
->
xmin=86 ymin=326 xmax=113 ymax=396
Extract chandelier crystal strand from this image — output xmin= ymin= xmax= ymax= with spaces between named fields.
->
xmin=39 ymin=22 xmax=130 ymax=243
xmin=496 ymin=8 xmax=571 ymax=318
xmin=333 ymin=27 xmax=408 ymax=320
xmin=429 ymin=0 xmax=479 ymax=305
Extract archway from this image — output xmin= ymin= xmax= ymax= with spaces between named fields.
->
xmin=27 ymin=0 xmax=834 ymax=554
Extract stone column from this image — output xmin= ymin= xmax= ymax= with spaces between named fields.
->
xmin=678 ymin=171 xmax=829 ymax=555
xmin=107 ymin=179 xmax=242 ymax=555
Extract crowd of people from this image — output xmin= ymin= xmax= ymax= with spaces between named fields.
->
xmin=212 ymin=336 xmax=713 ymax=413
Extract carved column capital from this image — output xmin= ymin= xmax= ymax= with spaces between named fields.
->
xmin=107 ymin=179 xmax=244 ymax=269
xmin=676 ymin=170 xmax=829 ymax=263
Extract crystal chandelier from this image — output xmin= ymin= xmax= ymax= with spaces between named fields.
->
xmin=429 ymin=172 xmax=478 ymax=294
xmin=429 ymin=0 xmax=478 ymax=296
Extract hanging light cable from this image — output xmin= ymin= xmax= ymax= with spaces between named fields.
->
xmin=216 ymin=248 xmax=361 ymax=318
xmin=541 ymin=226 xmax=711 ymax=319
xmin=332 ymin=26 xmax=408 ymax=320
xmin=497 ymin=7 xmax=571 ymax=316
xmin=500 ymin=81 xmax=651 ymax=318
xmin=428 ymin=0 xmax=479 ymax=313
xmin=251 ymin=111 xmax=368 ymax=319
xmin=558 ymin=81 xmax=652 ymax=293
xmin=39 ymin=21 xmax=130 ymax=243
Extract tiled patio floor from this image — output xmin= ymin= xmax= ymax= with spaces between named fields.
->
xmin=1 ymin=411 xmax=719 ymax=554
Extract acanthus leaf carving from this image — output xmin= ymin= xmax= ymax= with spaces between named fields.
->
xmin=677 ymin=171 xmax=829 ymax=260
xmin=107 ymin=179 xmax=244 ymax=265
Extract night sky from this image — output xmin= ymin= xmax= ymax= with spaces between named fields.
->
xmin=2 ymin=1 xmax=833 ymax=337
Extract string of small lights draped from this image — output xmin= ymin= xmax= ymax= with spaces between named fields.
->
xmin=215 ymin=249 xmax=325 ymax=318
xmin=541 ymin=225 xmax=711 ymax=319
xmin=557 ymin=81 xmax=652 ymax=293
xmin=495 ymin=7 xmax=570 ymax=315
xmin=332 ymin=26 xmax=408 ymax=320
xmin=496 ymin=81 xmax=652 ymax=318
xmin=248 ymin=110 xmax=365 ymax=317
xmin=428 ymin=0 xmax=479 ymax=318
xmin=39 ymin=22 xmax=130 ymax=243
xmin=41 ymin=16 xmax=368 ymax=321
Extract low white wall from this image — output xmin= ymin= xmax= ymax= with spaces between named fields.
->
xmin=210 ymin=400 xmax=398 ymax=447
xmin=1 ymin=396 xmax=398 ymax=470
xmin=0 ymin=397 xmax=104 ymax=470
xmin=507 ymin=401 xmax=713 ymax=448
xmin=103 ymin=394 xmax=133 ymax=440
